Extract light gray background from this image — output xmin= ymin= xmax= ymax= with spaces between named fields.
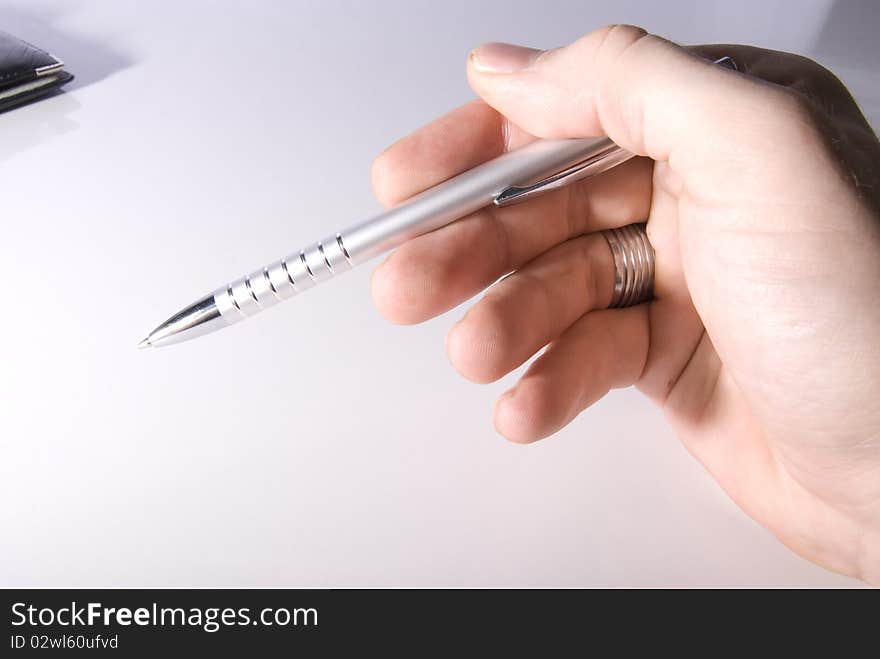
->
xmin=1 ymin=0 xmax=876 ymax=586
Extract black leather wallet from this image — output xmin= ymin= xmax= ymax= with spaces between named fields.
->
xmin=0 ymin=30 xmax=73 ymax=112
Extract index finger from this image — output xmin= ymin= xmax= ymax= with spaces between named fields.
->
xmin=370 ymin=99 xmax=535 ymax=208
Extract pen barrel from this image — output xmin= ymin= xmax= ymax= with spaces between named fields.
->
xmin=212 ymin=137 xmax=617 ymax=325
xmin=213 ymin=233 xmax=353 ymax=321
xmin=341 ymin=137 xmax=615 ymax=263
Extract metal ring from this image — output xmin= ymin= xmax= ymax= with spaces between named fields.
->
xmin=600 ymin=222 xmax=655 ymax=308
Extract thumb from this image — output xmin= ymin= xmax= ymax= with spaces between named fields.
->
xmin=466 ymin=25 xmax=786 ymax=165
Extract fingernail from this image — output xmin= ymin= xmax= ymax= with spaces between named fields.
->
xmin=470 ymin=42 xmax=543 ymax=74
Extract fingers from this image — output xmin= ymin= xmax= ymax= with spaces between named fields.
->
xmin=446 ymin=233 xmax=614 ymax=383
xmin=494 ymin=307 xmax=649 ymax=444
xmin=466 ymin=26 xmax=787 ymax=165
xmin=372 ymin=155 xmax=652 ymax=324
xmin=370 ymin=99 xmax=533 ymax=208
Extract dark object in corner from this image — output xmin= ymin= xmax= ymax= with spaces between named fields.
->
xmin=0 ymin=30 xmax=73 ymax=113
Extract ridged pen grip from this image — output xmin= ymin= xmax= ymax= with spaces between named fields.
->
xmin=214 ymin=233 xmax=353 ymax=323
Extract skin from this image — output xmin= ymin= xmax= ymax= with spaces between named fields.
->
xmin=368 ymin=26 xmax=880 ymax=583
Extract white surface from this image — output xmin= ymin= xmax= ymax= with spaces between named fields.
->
xmin=1 ymin=0 xmax=875 ymax=587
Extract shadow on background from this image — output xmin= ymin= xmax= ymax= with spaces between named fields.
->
xmin=812 ymin=0 xmax=879 ymax=128
xmin=812 ymin=0 xmax=879 ymax=68
xmin=0 ymin=4 xmax=134 ymax=161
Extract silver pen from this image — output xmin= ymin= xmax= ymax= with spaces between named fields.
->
xmin=139 ymin=57 xmax=737 ymax=349
xmin=138 ymin=136 xmax=634 ymax=348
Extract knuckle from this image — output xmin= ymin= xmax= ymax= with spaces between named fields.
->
xmin=585 ymin=25 xmax=659 ymax=150
xmin=768 ymin=86 xmax=825 ymax=139
xmin=592 ymin=24 xmax=650 ymax=60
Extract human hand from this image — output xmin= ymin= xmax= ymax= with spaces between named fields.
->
xmin=369 ymin=26 xmax=880 ymax=583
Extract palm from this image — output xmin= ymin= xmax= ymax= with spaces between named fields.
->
xmin=640 ymin=160 xmax=781 ymax=548
xmin=643 ymin=149 xmax=880 ymax=575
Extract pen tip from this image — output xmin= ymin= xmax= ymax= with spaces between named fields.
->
xmin=137 ymin=337 xmax=152 ymax=350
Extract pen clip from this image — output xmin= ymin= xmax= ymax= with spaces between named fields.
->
xmin=493 ymin=138 xmax=634 ymax=207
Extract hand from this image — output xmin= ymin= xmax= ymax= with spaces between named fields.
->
xmin=369 ymin=26 xmax=880 ymax=583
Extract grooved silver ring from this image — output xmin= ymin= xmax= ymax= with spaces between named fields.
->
xmin=601 ymin=222 xmax=655 ymax=308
